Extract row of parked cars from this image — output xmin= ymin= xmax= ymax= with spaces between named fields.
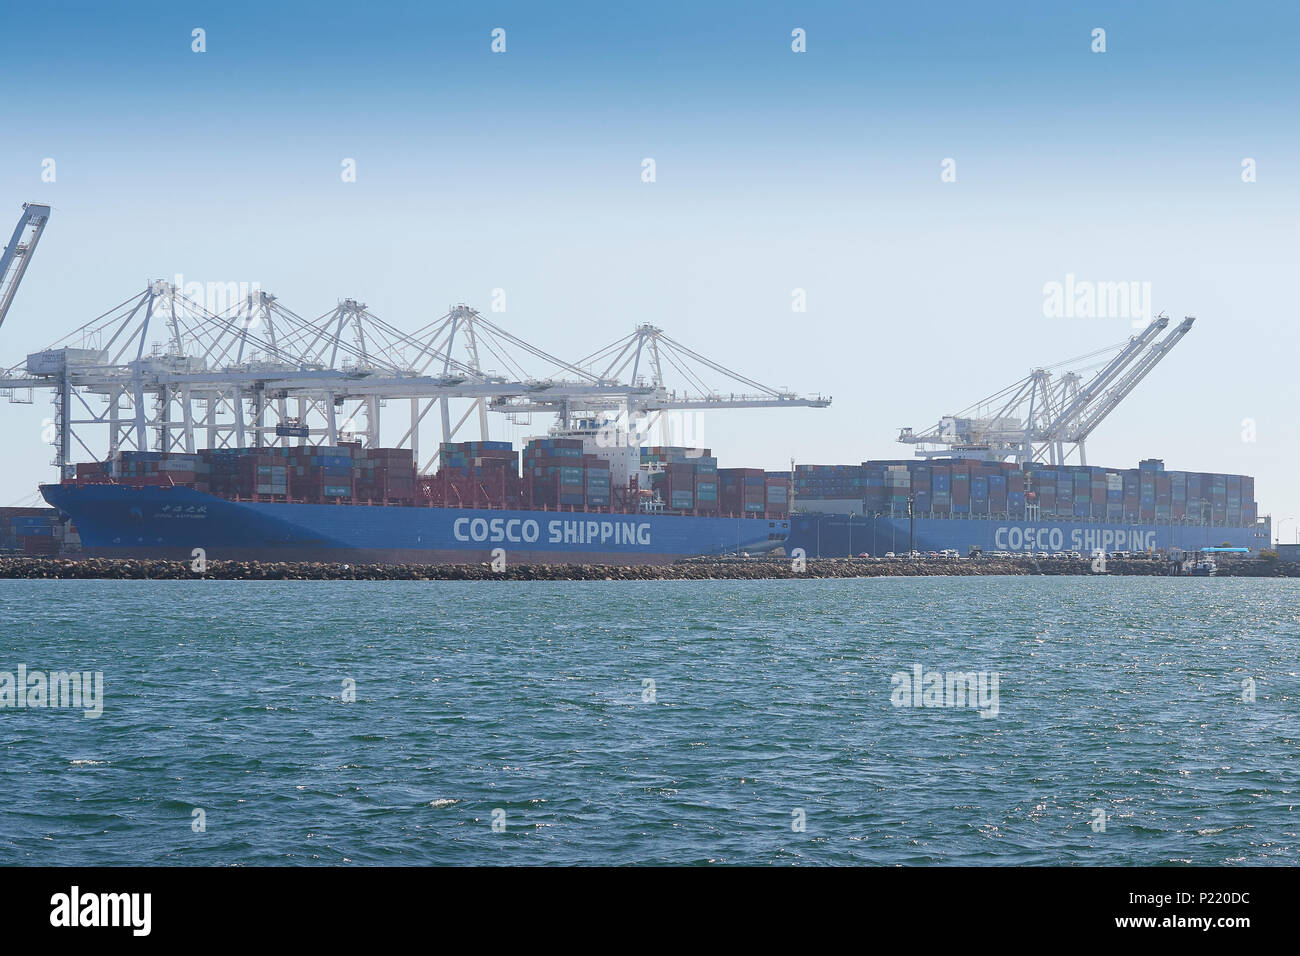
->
xmin=840 ymin=549 xmax=1158 ymax=560
xmin=979 ymin=549 xmax=1153 ymax=560
xmin=981 ymin=550 xmax=1084 ymax=560
xmin=866 ymin=550 xmax=962 ymax=560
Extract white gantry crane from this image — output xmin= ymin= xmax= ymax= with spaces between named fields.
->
xmin=898 ymin=314 xmax=1195 ymax=465
xmin=472 ymin=322 xmax=832 ymax=448
xmin=0 ymin=202 xmax=830 ymax=478
xmin=0 ymin=274 xmax=829 ymax=481
xmin=0 ymin=202 xmax=50 ymax=333
xmin=562 ymin=323 xmax=830 ymax=415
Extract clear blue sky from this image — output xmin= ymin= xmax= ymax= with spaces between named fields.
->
xmin=1 ymin=0 xmax=1297 ymax=525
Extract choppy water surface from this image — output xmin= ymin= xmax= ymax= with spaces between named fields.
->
xmin=1 ymin=576 xmax=1296 ymax=865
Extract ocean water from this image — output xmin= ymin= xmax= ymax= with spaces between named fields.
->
xmin=1 ymin=576 xmax=1297 ymax=866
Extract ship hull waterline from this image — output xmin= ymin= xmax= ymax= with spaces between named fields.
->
xmin=786 ymin=511 xmax=1267 ymax=556
xmin=40 ymin=484 xmax=790 ymax=566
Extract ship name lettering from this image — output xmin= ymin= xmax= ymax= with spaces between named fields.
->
xmin=546 ymin=519 xmax=651 ymax=546
xmin=995 ymin=526 xmax=1158 ymax=552
xmin=453 ymin=517 xmax=542 ymax=544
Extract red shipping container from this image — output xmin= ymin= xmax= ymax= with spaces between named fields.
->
xmin=21 ymin=536 xmax=59 ymax=555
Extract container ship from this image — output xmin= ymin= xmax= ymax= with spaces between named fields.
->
xmin=9 ymin=200 xmax=1270 ymax=566
xmin=785 ymin=457 xmax=1270 ymax=557
xmin=38 ymin=438 xmax=1269 ymax=564
xmin=39 ymin=433 xmax=793 ymax=565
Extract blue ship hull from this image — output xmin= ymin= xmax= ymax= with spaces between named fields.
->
xmin=40 ymin=484 xmax=789 ymax=565
xmin=787 ymin=512 xmax=1268 ymax=556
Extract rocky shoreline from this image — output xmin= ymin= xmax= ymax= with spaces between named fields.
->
xmin=1 ymin=555 xmax=1295 ymax=580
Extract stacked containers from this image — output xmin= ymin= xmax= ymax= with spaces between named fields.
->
xmin=863 ymin=464 xmax=887 ymax=513
xmin=524 ymin=438 xmax=584 ymax=508
xmin=641 ymin=447 xmax=712 ymax=468
xmin=931 ymin=465 xmax=951 ymax=515
xmin=1035 ymin=468 xmax=1055 ymax=518
xmin=438 ymin=440 xmax=515 ymax=471
xmin=695 ymin=474 xmax=719 ymax=514
xmin=255 ymin=457 xmax=290 ymax=497
xmin=970 ymin=473 xmax=988 ymax=516
xmin=437 ymin=441 xmax=520 ymax=507
xmin=1060 ymin=473 xmax=1077 ymax=518
xmin=764 ymin=474 xmax=790 ymax=515
xmin=885 ymin=465 xmax=911 ymax=514
xmin=1139 ymin=467 xmax=1156 ymax=522
xmin=1170 ymin=471 xmax=1186 ymax=519
xmin=1007 ymin=469 xmax=1025 ymax=519
xmin=289 ymin=447 xmax=351 ymax=500
xmin=1155 ymin=474 xmax=1171 ymax=522
xmin=1123 ymin=470 xmax=1139 ymax=520
xmin=693 ymin=456 xmax=721 ymax=514
xmin=585 ymin=458 xmax=612 ymax=509
xmin=115 ymin=451 xmax=207 ymax=489
xmin=950 ymin=461 xmax=971 ymax=514
xmin=1106 ymin=472 xmax=1124 ymax=520
xmin=1073 ymin=471 xmax=1090 ymax=518
xmin=557 ymin=460 xmax=585 ymax=508
xmin=987 ymin=472 xmax=1006 ymax=516
xmin=643 ymin=452 xmax=724 ymax=513
xmin=911 ymin=464 xmax=931 ymax=513
xmin=61 ymin=445 xmax=1266 ymax=531
xmin=651 ymin=461 xmax=697 ymax=511
xmin=793 ymin=463 xmax=865 ymax=501
xmin=7 ymin=511 xmax=60 ymax=555
xmin=743 ymin=472 xmax=766 ymax=513
xmin=719 ymin=468 xmax=766 ymax=515
xmin=353 ymin=447 xmax=413 ymax=504
xmin=1187 ymin=471 xmax=1202 ymax=520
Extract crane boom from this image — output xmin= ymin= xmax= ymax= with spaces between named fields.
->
xmin=1064 ymin=317 xmax=1195 ymax=442
xmin=898 ymin=314 xmax=1196 ymax=465
xmin=0 ymin=202 xmax=51 ymax=332
xmin=1039 ymin=315 xmax=1170 ymax=442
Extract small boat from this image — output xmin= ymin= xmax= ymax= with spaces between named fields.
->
xmin=1188 ymin=556 xmax=1217 ymax=576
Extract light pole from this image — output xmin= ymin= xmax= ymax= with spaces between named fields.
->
xmin=908 ymin=493 xmax=916 ymax=556
xmin=848 ymin=511 xmax=854 ymax=557
xmin=1277 ymin=517 xmax=1295 ymax=548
